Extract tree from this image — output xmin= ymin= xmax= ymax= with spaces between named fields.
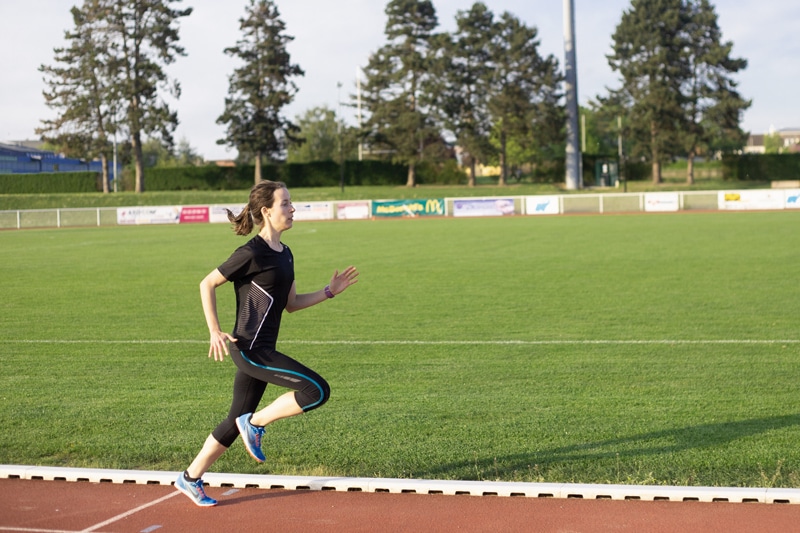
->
xmin=38 ymin=1 xmax=118 ymax=193
xmin=681 ymin=0 xmax=749 ymax=184
xmin=286 ymin=106 xmax=360 ymax=163
xmin=433 ymin=2 xmax=496 ymax=187
xmin=360 ymin=0 xmax=440 ymax=187
xmin=763 ymin=132 xmax=783 ymax=154
xmin=608 ymin=0 xmax=689 ymax=184
xmin=106 ymin=0 xmax=192 ymax=192
xmin=217 ymin=0 xmax=303 ymax=184
xmin=486 ymin=12 xmax=563 ymax=185
xmin=580 ymin=105 xmax=618 ymax=155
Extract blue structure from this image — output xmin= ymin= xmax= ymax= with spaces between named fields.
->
xmin=0 ymin=142 xmax=115 ymax=175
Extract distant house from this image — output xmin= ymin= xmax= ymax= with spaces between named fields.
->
xmin=744 ymin=134 xmax=765 ymax=154
xmin=0 ymin=141 xmax=116 ymax=175
xmin=744 ymin=128 xmax=800 ymax=154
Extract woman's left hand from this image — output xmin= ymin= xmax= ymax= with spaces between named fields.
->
xmin=329 ymin=266 xmax=359 ymax=296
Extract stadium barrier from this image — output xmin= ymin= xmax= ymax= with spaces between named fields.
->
xmin=1 ymin=189 xmax=798 ymax=230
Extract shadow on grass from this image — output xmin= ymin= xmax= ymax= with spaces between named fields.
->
xmin=425 ymin=413 xmax=800 ymax=481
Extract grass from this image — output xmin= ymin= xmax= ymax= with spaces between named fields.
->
xmin=1 ymin=211 xmax=799 ymax=487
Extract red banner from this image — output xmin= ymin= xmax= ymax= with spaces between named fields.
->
xmin=179 ymin=206 xmax=209 ymax=223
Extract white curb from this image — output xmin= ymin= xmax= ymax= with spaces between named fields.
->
xmin=2 ymin=465 xmax=799 ymax=504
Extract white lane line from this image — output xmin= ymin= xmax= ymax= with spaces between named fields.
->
xmin=80 ymin=491 xmax=178 ymax=532
xmin=6 ymin=339 xmax=800 ymax=345
xmin=0 ymin=526 xmax=80 ymax=533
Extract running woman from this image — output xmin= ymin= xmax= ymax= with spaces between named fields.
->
xmin=175 ymin=180 xmax=359 ymax=507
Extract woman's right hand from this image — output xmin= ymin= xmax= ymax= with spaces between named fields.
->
xmin=209 ymin=330 xmax=238 ymax=362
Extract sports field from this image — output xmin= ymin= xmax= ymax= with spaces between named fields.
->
xmin=1 ymin=210 xmax=798 ymax=488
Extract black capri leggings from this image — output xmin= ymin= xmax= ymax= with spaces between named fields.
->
xmin=211 ymin=347 xmax=330 ymax=448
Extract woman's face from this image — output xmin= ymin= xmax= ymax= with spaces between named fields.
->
xmin=264 ymin=187 xmax=295 ymax=232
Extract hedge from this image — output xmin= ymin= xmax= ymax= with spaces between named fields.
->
xmin=721 ymin=153 xmax=800 ymax=181
xmin=0 ymin=172 xmax=99 ymax=194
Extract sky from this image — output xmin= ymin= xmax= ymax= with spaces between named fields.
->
xmin=1 ymin=0 xmax=798 ymax=161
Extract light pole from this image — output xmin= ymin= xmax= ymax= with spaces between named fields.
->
xmin=564 ymin=0 xmax=582 ymax=190
xmin=337 ymin=81 xmax=345 ymax=193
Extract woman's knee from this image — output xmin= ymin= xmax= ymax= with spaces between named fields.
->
xmin=296 ymin=377 xmax=330 ymax=412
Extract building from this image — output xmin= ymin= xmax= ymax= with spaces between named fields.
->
xmin=743 ymin=128 xmax=800 ymax=154
xmin=0 ymin=141 xmax=115 ymax=174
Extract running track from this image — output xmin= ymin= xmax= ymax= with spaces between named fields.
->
xmin=3 ymin=467 xmax=800 ymax=532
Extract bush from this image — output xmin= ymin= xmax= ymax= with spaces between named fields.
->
xmin=721 ymin=153 xmax=800 ymax=181
xmin=0 ymin=172 xmax=98 ymax=194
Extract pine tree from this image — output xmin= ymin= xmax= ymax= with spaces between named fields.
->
xmin=486 ymin=12 xmax=563 ymax=185
xmin=608 ymin=0 xmax=689 ymax=184
xmin=38 ymin=1 xmax=118 ymax=193
xmin=434 ymin=2 xmax=496 ymax=187
xmin=360 ymin=0 xmax=440 ymax=187
xmin=681 ymin=0 xmax=749 ymax=184
xmin=217 ymin=0 xmax=303 ymax=184
xmin=106 ymin=0 xmax=191 ymax=192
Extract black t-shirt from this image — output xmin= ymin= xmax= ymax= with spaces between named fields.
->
xmin=217 ymin=235 xmax=295 ymax=351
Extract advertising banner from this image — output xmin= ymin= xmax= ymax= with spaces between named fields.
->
xmin=179 ymin=206 xmax=209 ymax=223
xmin=117 ymin=206 xmax=180 ymax=225
xmin=785 ymin=190 xmax=800 ymax=209
xmin=336 ymin=201 xmax=371 ymax=220
xmin=525 ymin=196 xmax=560 ymax=215
xmin=453 ymin=198 xmax=515 ymax=217
xmin=718 ymin=190 xmax=785 ymax=211
xmin=293 ymin=201 xmax=334 ymax=221
xmin=372 ymin=198 xmax=445 ymax=217
xmin=209 ymin=204 xmax=245 ymax=224
xmin=644 ymin=192 xmax=680 ymax=212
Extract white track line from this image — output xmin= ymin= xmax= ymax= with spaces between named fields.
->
xmin=80 ymin=491 xmax=178 ymax=532
xmin=7 ymin=339 xmax=800 ymax=345
xmin=0 ymin=528 xmax=81 ymax=533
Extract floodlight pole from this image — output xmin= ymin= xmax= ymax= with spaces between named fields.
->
xmin=337 ymin=81 xmax=345 ymax=193
xmin=564 ymin=0 xmax=582 ymax=190
xmin=356 ymin=68 xmax=363 ymax=161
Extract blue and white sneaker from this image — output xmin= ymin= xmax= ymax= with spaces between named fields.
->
xmin=236 ymin=413 xmax=266 ymax=463
xmin=175 ymin=473 xmax=217 ymax=507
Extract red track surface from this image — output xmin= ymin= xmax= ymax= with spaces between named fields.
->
xmin=3 ymin=478 xmax=800 ymax=533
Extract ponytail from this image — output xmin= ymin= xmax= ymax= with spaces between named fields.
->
xmin=226 ymin=205 xmax=254 ymax=236
xmin=226 ymin=180 xmax=287 ymax=236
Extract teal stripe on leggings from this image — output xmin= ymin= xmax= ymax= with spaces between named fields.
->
xmin=239 ymin=351 xmax=325 ymax=411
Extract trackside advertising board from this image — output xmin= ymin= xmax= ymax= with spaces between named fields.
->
xmin=525 ymin=196 xmax=560 ymax=215
xmin=718 ymin=190 xmax=784 ymax=210
xmin=209 ymin=204 xmax=246 ymax=223
xmin=453 ymin=198 xmax=515 ymax=217
xmin=372 ymin=198 xmax=445 ymax=217
xmin=785 ymin=190 xmax=800 ymax=209
xmin=644 ymin=192 xmax=680 ymax=212
xmin=117 ymin=206 xmax=181 ymax=225
xmin=179 ymin=206 xmax=209 ymax=223
xmin=293 ymin=202 xmax=333 ymax=221
xmin=336 ymin=201 xmax=371 ymax=220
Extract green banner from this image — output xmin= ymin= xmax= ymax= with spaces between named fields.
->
xmin=372 ymin=198 xmax=445 ymax=217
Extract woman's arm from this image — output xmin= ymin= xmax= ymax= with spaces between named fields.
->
xmin=285 ymin=266 xmax=359 ymax=313
xmin=200 ymin=268 xmax=238 ymax=361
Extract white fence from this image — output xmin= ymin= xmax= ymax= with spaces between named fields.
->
xmin=1 ymin=189 xmax=798 ymax=230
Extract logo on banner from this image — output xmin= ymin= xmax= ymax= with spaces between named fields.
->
xmin=372 ymin=199 xmax=445 ymax=217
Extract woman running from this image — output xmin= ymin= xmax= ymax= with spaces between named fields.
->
xmin=175 ymin=180 xmax=359 ymax=507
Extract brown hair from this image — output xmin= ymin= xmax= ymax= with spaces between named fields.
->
xmin=227 ymin=180 xmax=287 ymax=235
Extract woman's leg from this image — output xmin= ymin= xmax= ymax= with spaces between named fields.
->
xmin=250 ymin=390 xmax=303 ymax=426
xmin=186 ymin=434 xmax=228 ymax=479
xmin=231 ymin=348 xmax=331 ymax=420
xmin=186 ymin=369 xmax=268 ymax=478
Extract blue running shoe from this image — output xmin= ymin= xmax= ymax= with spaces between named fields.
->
xmin=175 ymin=473 xmax=217 ymax=507
xmin=236 ymin=413 xmax=266 ymax=463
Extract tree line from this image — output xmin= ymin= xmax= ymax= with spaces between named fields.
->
xmin=38 ymin=0 xmax=748 ymax=192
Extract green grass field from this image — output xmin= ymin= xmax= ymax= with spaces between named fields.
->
xmin=1 ymin=210 xmax=798 ymax=487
